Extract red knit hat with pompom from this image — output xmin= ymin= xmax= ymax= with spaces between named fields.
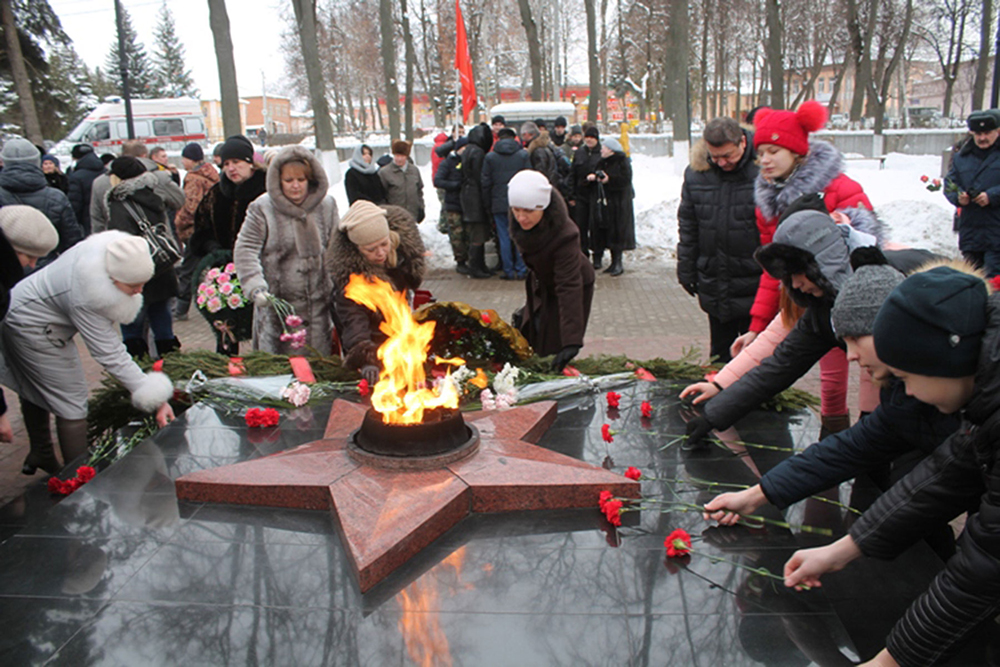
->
xmin=753 ymin=100 xmax=827 ymax=155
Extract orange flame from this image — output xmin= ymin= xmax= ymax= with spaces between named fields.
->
xmin=344 ymin=274 xmax=462 ymax=424
xmin=396 ymin=547 xmax=468 ymax=667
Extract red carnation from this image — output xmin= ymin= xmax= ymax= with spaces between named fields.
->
xmin=635 ymin=368 xmax=656 ymax=381
xmin=606 ymin=391 xmax=621 ymax=408
xmin=47 ymin=477 xmax=65 ymax=495
xmin=562 ymin=366 xmax=581 ymax=377
xmin=920 ymin=174 xmax=929 ymax=183
xmin=76 ymin=466 xmax=96 ymax=482
xmin=245 ymin=408 xmax=280 ymax=428
xmin=601 ymin=424 xmax=614 ymax=443
xmin=598 ymin=490 xmax=614 ymax=509
xmin=358 ymin=378 xmax=370 ymax=397
xmin=624 ymin=466 xmax=642 ymax=481
xmin=641 ymin=401 xmax=653 ymax=419
xmin=603 ymin=499 xmax=624 ymax=526
xmin=481 ymin=312 xmax=492 ymax=324
xmin=992 ymin=275 xmax=1000 ymax=292
xmin=665 ymin=528 xmax=692 ymax=557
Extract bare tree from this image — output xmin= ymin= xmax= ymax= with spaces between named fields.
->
xmin=663 ymin=0 xmax=690 ymax=144
xmin=207 ymin=0 xmax=241 ymax=137
xmin=868 ymin=0 xmax=915 ymax=133
xmin=291 ymin=0 xmax=335 ymax=150
xmin=518 ymin=0 xmax=544 ymax=100
xmin=918 ymin=0 xmax=974 ymax=117
xmin=1 ymin=0 xmax=42 ymax=143
xmin=400 ymin=0 xmax=415 ymax=140
xmin=973 ymin=0 xmax=993 ymax=109
xmin=379 ymin=0 xmax=401 ymax=139
xmin=765 ymin=0 xmax=785 ymax=107
xmin=585 ymin=0 xmax=601 ymax=121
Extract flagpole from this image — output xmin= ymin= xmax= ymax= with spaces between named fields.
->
xmin=455 ymin=0 xmax=463 ymax=130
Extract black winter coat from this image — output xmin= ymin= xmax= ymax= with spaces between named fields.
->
xmin=595 ymin=152 xmax=636 ymax=251
xmin=44 ymin=171 xmax=68 ymax=194
xmin=848 ymin=292 xmax=1000 ymax=667
xmin=482 ymin=138 xmax=530 ymax=214
xmin=0 ymin=229 xmax=21 ymax=416
xmin=677 ymin=133 xmax=761 ymax=322
xmin=570 ymin=143 xmax=602 ymax=204
xmin=510 ymin=191 xmax=595 ymax=355
xmin=433 ymin=152 xmax=463 ymax=213
xmin=189 ymin=169 xmax=267 ymax=257
xmin=703 ymin=248 xmax=935 ymax=431
xmin=760 ymin=378 xmax=961 ymax=509
xmin=526 ymin=132 xmax=571 ymax=199
xmin=460 ymin=124 xmax=493 ymax=224
xmin=106 ymin=172 xmax=178 ymax=304
xmin=344 ymin=168 xmax=386 ymax=206
xmin=67 ymin=151 xmax=105 ymax=235
xmin=0 ymin=163 xmax=83 ymax=267
xmin=944 ymin=138 xmax=1000 ymax=252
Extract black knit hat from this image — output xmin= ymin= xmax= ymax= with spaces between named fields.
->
xmin=831 ymin=248 xmax=905 ymax=338
xmin=873 ymin=266 xmax=988 ymax=377
xmin=110 ymin=156 xmax=146 ymax=181
xmin=182 ymin=142 xmax=204 ymax=161
xmin=491 ymin=115 xmax=505 ymax=125
xmin=218 ymin=135 xmax=254 ymax=164
xmin=584 ymin=126 xmax=600 ymax=139
xmin=554 ymin=116 xmax=568 ymax=127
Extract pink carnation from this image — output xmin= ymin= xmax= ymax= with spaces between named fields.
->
xmin=285 ymin=315 xmax=303 ymax=328
xmin=204 ymin=285 xmax=217 ymax=298
xmin=206 ymin=296 xmax=223 ymax=313
xmin=207 ymin=268 xmax=221 ymax=280
xmin=197 ymin=294 xmax=207 ymax=306
xmin=217 ymin=272 xmax=231 ymax=284
xmin=280 ymin=332 xmax=292 ymax=342
xmin=227 ymin=294 xmax=243 ymax=309
xmin=219 ymin=282 xmax=235 ymax=295
xmin=225 ymin=262 xmax=236 ymax=273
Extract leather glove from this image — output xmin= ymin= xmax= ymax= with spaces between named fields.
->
xmin=360 ymin=365 xmax=380 ymax=385
xmin=253 ymin=289 xmax=272 ymax=308
xmin=682 ymin=282 xmax=697 ymax=297
xmin=682 ymin=415 xmax=714 ymax=451
xmin=551 ymin=345 xmax=581 ymax=372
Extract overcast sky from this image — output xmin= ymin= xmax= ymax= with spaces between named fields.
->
xmin=49 ymin=0 xmax=290 ymax=102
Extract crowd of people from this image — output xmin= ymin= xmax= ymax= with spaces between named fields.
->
xmin=0 ymin=99 xmax=998 ymax=666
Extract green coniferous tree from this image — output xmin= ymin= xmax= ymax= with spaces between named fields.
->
xmin=42 ymin=44 xmax=95 ymax=138
xmin=150 ymin=2 xmax=197 ymax=98
xmin=104 ymin=5 xmax=155 ymax=98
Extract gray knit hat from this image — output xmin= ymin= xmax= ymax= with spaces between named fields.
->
xmin=1 ymin=138 xmax=41 ymax=167
xmin=831 ymin=263 xmax=905 ymax=338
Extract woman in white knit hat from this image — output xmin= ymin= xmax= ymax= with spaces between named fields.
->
xmin=234 ymin=145 xmax=339 ymax=355
xmin=1 ymin=231 xmax=175 ymax=475
xmin=507 ymin=170 xmax=595 ymax=372
xmin=0 ymin=205 xmax=59 ymax=447
xmin=324 ymin=200 xmax=425 ymax=383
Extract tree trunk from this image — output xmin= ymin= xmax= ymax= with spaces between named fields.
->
xmin=207 ymin=0 xmax=241 ymax=138
xmin=1 ymin=0 xmax=42 ymax=144
xmin=585 ymin=0 xmax=601 ymax=121
xmin=868 ymin=0 xmax=913 ymax=134
xmin=664 ymin=0 xmax=690 ymax=143
xmin=378 ymin=0 xmax=401 ymax=140
xmin=974 ymin=0 xmax=993 ymax=110
xmin=400 ymin=0 xmax=415 ymax=140
xmin=699 ymin=1 xmax=710 ymax=121
xmin=600 ymin=0 xmax=609 ymax=124
xmin=291 ymin=0 xmax=336 ymax=150
xmin=765 ymin=0 xmax=784 ymax=108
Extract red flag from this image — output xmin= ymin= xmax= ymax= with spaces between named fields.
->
xmin=455 ymin=0 xmax=477 ymax=122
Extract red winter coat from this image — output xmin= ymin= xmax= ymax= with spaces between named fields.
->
xmin=432 ymin=132 xmax=449 ymax=180
xmin=749 ymin=141 xmax=873 ymax=332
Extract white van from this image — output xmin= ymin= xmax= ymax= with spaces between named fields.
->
xmin=52 ymin=97 xmax=208 ymax=160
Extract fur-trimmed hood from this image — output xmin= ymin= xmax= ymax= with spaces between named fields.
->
xmin=265 ymin=145 xmax=330 ymax=217
xmin=106 ymin=170 xmax=162 ymax=205
xmin=325 ymin=204 xmax=426 ymax=290
xmin=527 ymin=130 xmax=553 ymax=155
xmin=72 ymin=230 xmax=146 ymax=324
xmin=756 ymin=139 xmax=844 ymax=220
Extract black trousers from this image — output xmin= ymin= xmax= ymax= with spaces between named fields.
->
xmin=708 ymin=314 xmax=751 ymax=364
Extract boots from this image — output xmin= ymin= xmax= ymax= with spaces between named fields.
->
xmin=592 ymin=250 xmax=604 ymax=270
xmin=819 ymin=413 xmax=851 ymax=440
xmin=21 ymin=400 xmax=60 ymax=475
xmin=56 ymin=417 xmax=90 ymax=467
xmin=155 ymin=337 xmax=181 ymax=358
xmin=606 ymin=250 xmax=624 ymax=276
xmin=467 ymin=245 xmax=493 ymax=279
xmin=124 ymin=338 xmax=149 ymax=359
xmin=455 ymin=261 xmax=470 ymax=276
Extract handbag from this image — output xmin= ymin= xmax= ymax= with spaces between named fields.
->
xmin=122 ymin=199 xmax=181 ymax=269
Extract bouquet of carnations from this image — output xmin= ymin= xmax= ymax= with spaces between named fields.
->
xmin=194 ymin=251 xmax=253 ymax=343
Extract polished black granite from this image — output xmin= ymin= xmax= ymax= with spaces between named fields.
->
xmin=0 ymin=381 xmax=996 ymax=666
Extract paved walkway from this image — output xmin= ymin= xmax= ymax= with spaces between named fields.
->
xmin=0 ymin=259 xmax=836 ymax=506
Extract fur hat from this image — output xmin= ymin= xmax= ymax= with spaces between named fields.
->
xmin=874 ymin=266 xmax=989 ymax=377
xmin=110 ymin=156 xmax=146 ymax=181
xmin=497 ymin=128 xmax=516 ymax=139
xmin=391 ymin=140 xmax=411 ymax=156
xmin=507 ymin=170 xmax=552 ymax=210
xmin=753 ymin=100 xmax=827 ymax=155
xmin=105 ymin=235 xmax=155 ymax=284
xmin=967 ymin=110 xmax=999 ymax=133
xmin=218 ymin=135 xmax=254 ymax=164
xmin=341 ymin=200 xmax=390 ymax=246
xmin=491 ymin=115 xmax=506 ymax=125
xmin=71 ymin=144 xmax=94 ymax=160
xmin=1 ymin=138 xmax=40 ymax=167
xmin=831 ymin=248 xmax=905 ymax=338
xmin=584 ymin=126 xmax=600 ymax=139
xmin=0 ymin=205 xmax=58 ymax=257
xmin=182 ymin=142 xmax=204 ymax=161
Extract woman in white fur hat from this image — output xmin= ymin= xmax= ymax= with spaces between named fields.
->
xmin=1 ymin=231 xmax=175 ymax=475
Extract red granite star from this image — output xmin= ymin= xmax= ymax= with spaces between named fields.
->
xmin=175 ymin=400 xmax=640 ymax=591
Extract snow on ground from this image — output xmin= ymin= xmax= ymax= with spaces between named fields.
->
xmin=327 ymin=150 xmax=959 ymax=270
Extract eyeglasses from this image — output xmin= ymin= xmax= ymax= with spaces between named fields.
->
xmin=708 ymin=147 xmax=741 ymax=164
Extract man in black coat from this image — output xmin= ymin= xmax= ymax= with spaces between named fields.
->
xmin=67 ymin=145 xmax=105 ymax=235
xmin=482 ymin=128 xmax=531 ymax=279
xmin=677 ymin=117 xmax=761 ymax=362
xmin=433 ymin=137 xmax=471 ymax=276
xmin=460 ymin=123 xmax=493 ymax=277
xmin=570 ymin=127 xmax=603 ymax=258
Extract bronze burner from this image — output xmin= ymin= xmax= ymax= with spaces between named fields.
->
xmin=349 ymin=408 xmax=480 ymax=470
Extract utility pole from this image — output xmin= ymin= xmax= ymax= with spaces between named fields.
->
xmin=114 ymin=0 xmax=135 ymax=139
xmin=261 ymin=71 xmax=270 ymax=135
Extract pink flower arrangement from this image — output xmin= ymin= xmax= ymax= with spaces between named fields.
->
xmin=198 ymin=265 xmax=248 ymax=313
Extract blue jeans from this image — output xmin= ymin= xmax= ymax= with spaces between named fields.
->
xmin=494 ymin=213 xmax=526 ymax=276
xmin=121 ymin=299 xmax=174 ymax=342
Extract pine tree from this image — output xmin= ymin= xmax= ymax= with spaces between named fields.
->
xmin=104 ymin=5 xmax=155 ymax=98
xmin=150 ymin=2 xmax=197 ymax=98
xmin=89 ymin=67 xmax=119 ymax=103
xmin=41 ymin=44 xmax=95 ymax=138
